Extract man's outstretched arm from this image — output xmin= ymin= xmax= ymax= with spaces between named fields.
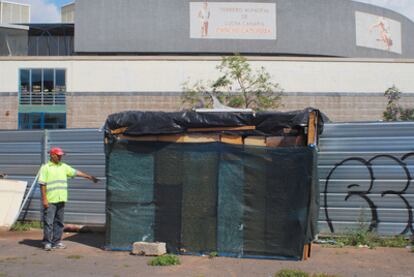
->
xmin=76 ymin=170 xmax=99 ymax=183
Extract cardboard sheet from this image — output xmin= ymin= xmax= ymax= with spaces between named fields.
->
xmin=0 ymin=180 xmax=28 ymax=229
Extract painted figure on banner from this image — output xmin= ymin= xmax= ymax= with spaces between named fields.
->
xmin=370 ymin=17 xmax=393 ymax=50
xmin=198 ymin=1 xmax=210 ymax=37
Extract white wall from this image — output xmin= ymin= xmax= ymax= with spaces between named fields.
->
xmin=61 ymin=3 xmax=74 ymax=23
xmin=0 ymin=57 xmax=413 ymax=93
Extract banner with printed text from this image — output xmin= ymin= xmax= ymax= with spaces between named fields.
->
xmin=190 ymin=2 xmax=276 ymax=40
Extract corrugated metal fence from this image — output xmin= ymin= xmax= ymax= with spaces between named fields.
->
xmin=1 ymin=123 xmax=413 ymax=235
xmin=318 ymin=122 xmax=414 ymax=236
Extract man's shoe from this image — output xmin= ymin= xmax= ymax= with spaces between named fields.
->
xmin=44 ymin=243 xmax=52 ymax=251
xmin=52 ymin=242 xmax=66 ymax=249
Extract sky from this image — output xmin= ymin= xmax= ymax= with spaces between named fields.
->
xmin=10 ymin=0 xmax=414 ymax=23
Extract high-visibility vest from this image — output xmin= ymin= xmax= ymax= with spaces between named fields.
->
xmin=38 ymin=161 xmax=77 ymax=203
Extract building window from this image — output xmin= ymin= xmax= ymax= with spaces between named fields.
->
xmin=18 ymin=113 xmax=66 ymax=129
xmin=19 ymin=68 xmax=66 ymax=105
xmin=19 ymin=68 xmax=67 ymax=129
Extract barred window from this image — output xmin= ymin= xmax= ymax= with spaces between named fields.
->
xmin=19 ymin=68 xmax=66 ymax=105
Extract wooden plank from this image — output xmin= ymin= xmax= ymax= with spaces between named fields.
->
xmin=220 ymin=134 xmax=243 ymax=145
xmin=266 ymin=136 xmax=284 ymax=147
xmin=117 ymin=134 xmax=219 ymax=143
xmin=182 ymin=134 xmax=219 ymax=143
xmin=157 ymin=134 xmax=184 ymax=142
xmin=187 ymin=126 xmax=256 ymax=132
xmin=244 ymin=136 xmax=266 ymax=146
xmin=157 ymin=134 xmax=219 ymax=143
xmin=295 ymin=135 xmax=305 ymax=146
xmin=307 ymin=111 xmax=316 ymax=146
xmin=118 ymin=135 xmax=158 ymax=141
xmin=266 ymin=136 xmax=305 ymax=147
xmin=283 ymin=128 xmax=299 ymax=135
xmin=110 ymin=127 xmax=128 ymax=135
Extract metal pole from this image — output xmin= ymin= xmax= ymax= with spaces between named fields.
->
xmin=42 ymin=129 xmax=49 ymax=163
xmin=11 ymin=173 xmax=39 ymax=227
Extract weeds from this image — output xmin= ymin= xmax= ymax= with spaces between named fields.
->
xmin=66 ymin=255 xmax=82 ymax=260
xmin=320 ymin=210 xmax=410 ymax=249
xmin=10 ymin=221 xmax=42 ymax=231
xmin=322 ymin=232 xmax=410 ymax=249
xmin=147 ymin=254 xmax=180 ymax=266
xmin=274 ymin=269 xmax=341 ymax=277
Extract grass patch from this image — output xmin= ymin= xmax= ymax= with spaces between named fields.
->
xmin=66 ymin=255 xmax=82 ymax=260
xmin=275 ymin=269 xmax=309 ymax=277
xmin=0 ymin=257 xmax=21 ymax=263
xmin=147 ymin=255 xmax=180 ymax=266
xmin=208 ymin=251 xmax=218 ymax=258
xmin=275 ymin=269 xmax=341 ymax=277
xmin=10 ymin=221 xmax=42 ymax=232
xmin=0 ymin=272 xmax=7 ymax=277
xmin=312 ymin=273 xmax=340 ymax=277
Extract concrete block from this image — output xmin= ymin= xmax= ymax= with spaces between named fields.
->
xmin=132 ymin=242 xmax=166 ymax=256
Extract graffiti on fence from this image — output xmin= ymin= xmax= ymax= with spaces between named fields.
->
xmin=323 ymin=152 xmax=414 ymax=235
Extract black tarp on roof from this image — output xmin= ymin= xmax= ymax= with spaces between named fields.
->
xmin=104 ymin=108 xmax=326 ymax=137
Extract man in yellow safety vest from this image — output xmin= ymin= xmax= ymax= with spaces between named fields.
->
xmin=38 ymin=147 xmax=98 ymax=251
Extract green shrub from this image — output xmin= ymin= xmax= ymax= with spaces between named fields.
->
xmin=147 ymin=255 xmax=181 ymax=266
xmin=344 ymin=229 xmax=376 ymax=247
xmin=208 ymin=251 xmax=218 ymax=258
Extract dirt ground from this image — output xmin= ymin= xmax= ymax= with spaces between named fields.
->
xmin=0 ymin=230 xmax=413 ymax=277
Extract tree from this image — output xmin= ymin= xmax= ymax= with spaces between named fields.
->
xmin=383 ymin=86 xmax=414 ymax=121
xmin=182 ymin=55 xmax=283 ymax=111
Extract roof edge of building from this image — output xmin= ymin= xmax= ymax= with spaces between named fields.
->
xmin=1 ymin=55 xmax=414 ymax=64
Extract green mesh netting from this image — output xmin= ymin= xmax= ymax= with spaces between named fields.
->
xmin=105 ymin=141 xmax=319 ymax=259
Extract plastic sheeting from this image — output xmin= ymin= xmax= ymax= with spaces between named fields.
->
xmin=104 ymin=108 xmax=326 ymax=137
xmin=105 ymin=141 xmax=319 ymax=260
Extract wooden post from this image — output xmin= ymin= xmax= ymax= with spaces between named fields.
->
xmin=303 ymin=243 xmax=309 ymax=260
xmin=303 ymin=110 xmax=318 ymax=260
xmin=307 ymin=111 xmax=317 ymax=146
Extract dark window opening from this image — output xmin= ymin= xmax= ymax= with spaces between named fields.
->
xmin=18 ymin=113 xmax=66 ymax=129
